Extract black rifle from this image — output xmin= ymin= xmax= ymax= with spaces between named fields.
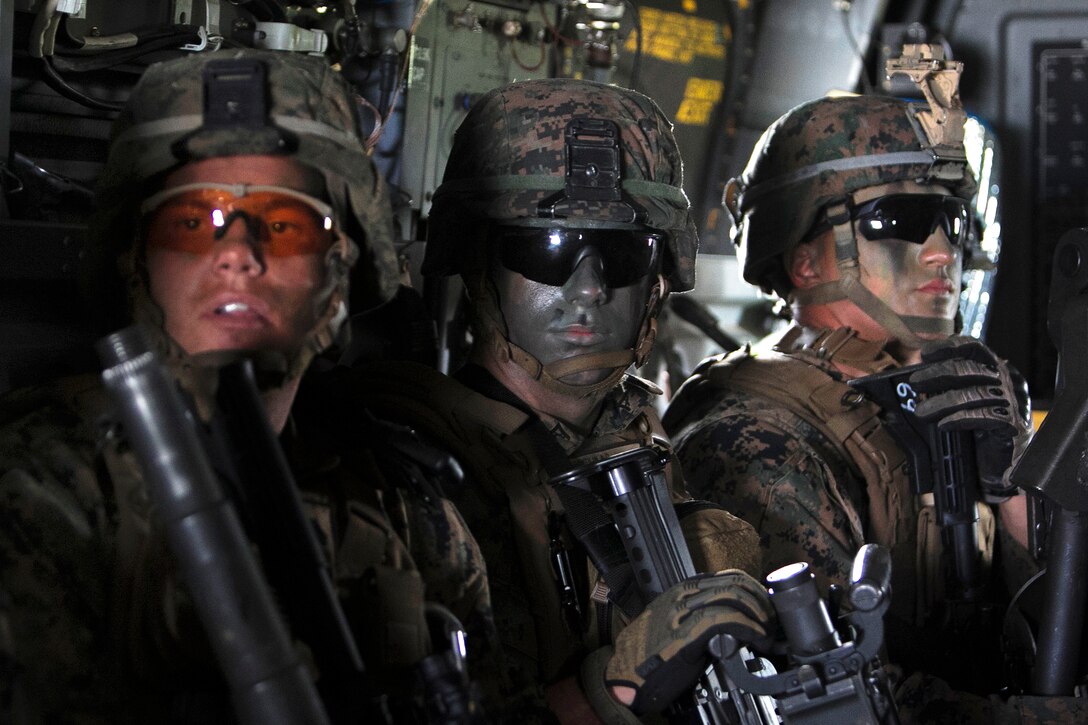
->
xmin=848 ymin=370 xmax=985 ymax=601
xmin=212 ymin=356 xmax=377 ymax=721
xmin=98 ymin=326 xmax=336 ymax=725
xmin=552 ymin=447 xmax=759 ymax=723
xmin=847 ymin=367 xmax=1009 ymax=695
xmin=715 ymin=545 xmax=899 ymax=725
xmin=552 ymin=448 xmax=897 ymax=724
xmin=101 ymin=326 xmax=484 ymax=723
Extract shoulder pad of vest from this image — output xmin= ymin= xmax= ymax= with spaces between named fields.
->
xmin=686 ymin=349 xmax=735 ymax=380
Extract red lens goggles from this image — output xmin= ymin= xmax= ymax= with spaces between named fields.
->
xmin=141 ymin=183 xmax=336 ymax=257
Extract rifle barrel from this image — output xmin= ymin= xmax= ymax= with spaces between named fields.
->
xmin=98 ymin=326 xmax=330 ymax=725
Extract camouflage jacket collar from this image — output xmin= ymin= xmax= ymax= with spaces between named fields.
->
xmin=539 ymin=374 xmax=659 ymax=455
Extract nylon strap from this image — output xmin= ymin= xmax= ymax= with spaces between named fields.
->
xmin=434 ymin=175 xmax=690 ymax=205
xmin=543 ymin=349 xmax=635 ymax=385
xmin=738 ymin=150 xmax=940 ymax=207
xmin=456 ymin=365 xmax=645 ymax=619
xmin=831 ymin=204 xmax=928 ymax=349
xmin=498 ymin=335 xmax=629 ymax=398
xmin=790 ymin=281 xmax=847 ymax=306
xmin=790 ymin=201 xmax=955 ymax=348
xmin=490 ymin=275 xmax=666 ymax=400
xmin=839 ymin=273 xmax=929 ymax=349
xmin=901 ymin=316 xmax=955 ymax=335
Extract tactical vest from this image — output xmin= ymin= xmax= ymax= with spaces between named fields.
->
xmin=348 ymin=360 xmax=760 ymax=685
xmin=671 ymin=327 xmax=993 ymax=627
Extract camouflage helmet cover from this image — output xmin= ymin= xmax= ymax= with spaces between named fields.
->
xmin=92 ymin=49 xmax=400 ymax=376
xmin=426 ymin=78 xmax=699 ymax=291
xmin=728 ymin=94 xmax=978 ymax=297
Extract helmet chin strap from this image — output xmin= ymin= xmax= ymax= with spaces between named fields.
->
xmin=480 ymin=274 xmax=668 ymax=400
xmin=789 ymin=200 xmax=955 ymax=350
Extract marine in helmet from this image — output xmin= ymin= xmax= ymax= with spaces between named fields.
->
xmin=333 ymin=78 xmax=773 ymax=721
xmin=663 ymin=90 xmax=1034 ymax=691
xmin=0 ymin=49 xmax=488 ymax=722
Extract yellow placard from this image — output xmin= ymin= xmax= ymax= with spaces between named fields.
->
xmin=625 ymin=7 xmax=728 ymax=65
xmin=675 ymin=77 xmax=723 ymax=126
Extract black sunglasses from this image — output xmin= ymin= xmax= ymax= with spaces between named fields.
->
xmin=807 ymin=194 xmax=972 ymax=246
xmin=491 ymin=226 xmax=663 ymax=288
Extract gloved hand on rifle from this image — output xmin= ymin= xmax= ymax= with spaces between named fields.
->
xmin=908 ymin=336 xmax=1032 ymax=501
xmin=582 ymin=569 xmax=774 ymax=719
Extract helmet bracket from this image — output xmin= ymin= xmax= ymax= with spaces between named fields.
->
xmin=202 ymin=58 xmax=270 ymax=130
xmin=564 ymin=117 xmax=622 ymax=202
xmin=537 ymin=117 xmax=648 ymax=223
xmin=171 ymin=58 xmax=299 ymax=162
xmin=887 ymin=44 xmax=969 ymax=175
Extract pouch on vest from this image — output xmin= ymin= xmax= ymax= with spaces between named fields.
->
xmin=676 ymin=500 xmax=762 ymax=578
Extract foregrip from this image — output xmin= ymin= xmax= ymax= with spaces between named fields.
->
xmin=849 ymin=368 xmax=982 ymax=598
xmin=552 ymin=447 xmax=695 ymax=598
xmin=98 ymin=326 xmax=329 ymax=725
xmin=938 ymin=431 xmax=981 ymax=595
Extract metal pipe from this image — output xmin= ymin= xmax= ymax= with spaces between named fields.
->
xmin=1031 ymin=507 xmax=1088 ymax=695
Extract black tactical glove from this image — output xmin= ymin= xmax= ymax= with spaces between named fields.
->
xmin=908 ymin=336 xmax=1031 ymax=501
xmin=603 ymin=570 xmax=774 ymax=715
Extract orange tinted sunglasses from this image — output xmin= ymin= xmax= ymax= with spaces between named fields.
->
xmin=141 ymin=183 xmax=336 ymax=257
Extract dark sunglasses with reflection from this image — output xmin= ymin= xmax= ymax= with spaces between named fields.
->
xmin=490 ymin=225 xmax=664 ymax=288
xmin=805 ymin=193 xmax=972 ymax=247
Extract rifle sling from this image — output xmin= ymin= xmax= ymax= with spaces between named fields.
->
xmin=456 ymin=365 xmax=645 ymax=619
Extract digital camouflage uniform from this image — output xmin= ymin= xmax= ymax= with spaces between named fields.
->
xmin=323 ymin=360 xmax=760 ymax=721
xmin=0 ymin=373 xmax=489 ymax=723
xmin=664 ymin=90 xmax=992 ymax=668
xmin=663 ymin=326 xmax=997 ymax=656
xmin=355 ymin=78 xmax=763 ymax=720
xmin=665 ymin=86 xmax=1070 ymax=720
xmin=0 ymin=49 xmax=492 ymax=723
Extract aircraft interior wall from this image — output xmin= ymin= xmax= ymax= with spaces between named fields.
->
xmin=0 ymin=0 xmax=1085 ymax=404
